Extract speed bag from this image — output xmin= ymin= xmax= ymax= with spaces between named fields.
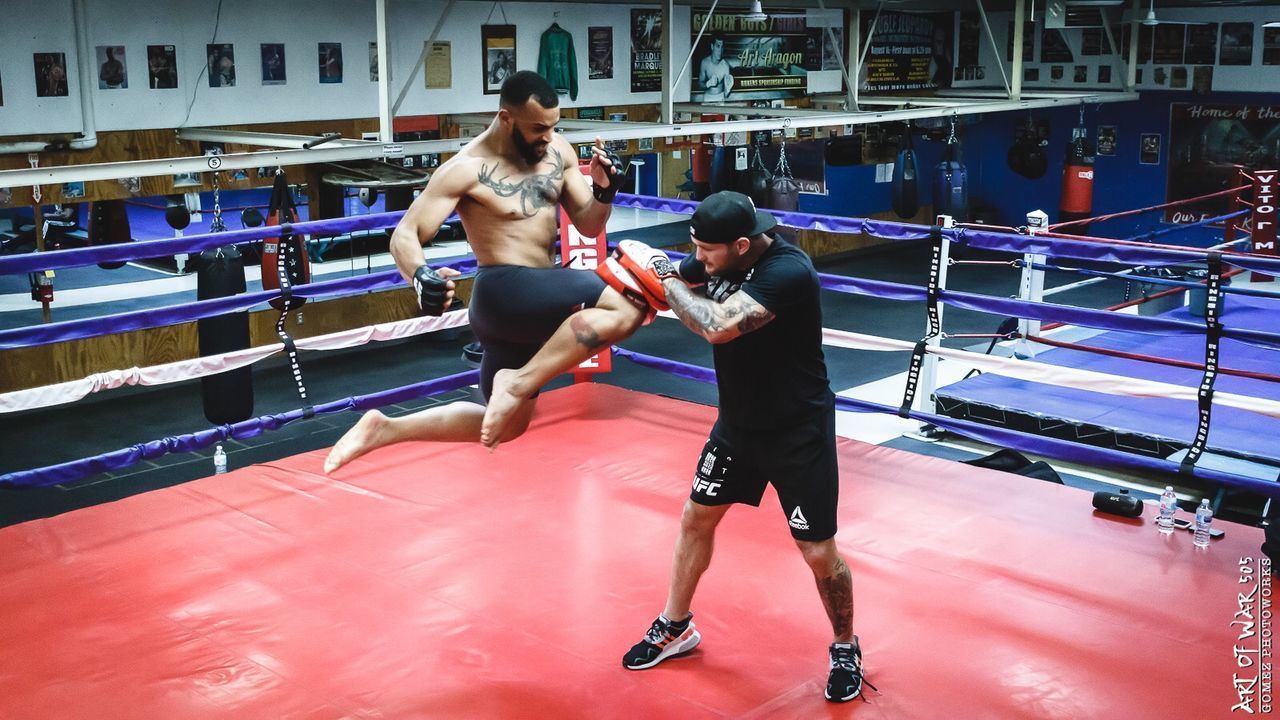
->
xmin=891 ymin=148 xmax=919 ymax=219
xmin=932 ymin=160 xmax=969 ymax=221
xmin=197 ymin=246 xmax=253 ymax=425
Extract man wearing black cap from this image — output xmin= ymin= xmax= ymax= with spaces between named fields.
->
xmin=619 ymin=191 xmax=870 ymax=703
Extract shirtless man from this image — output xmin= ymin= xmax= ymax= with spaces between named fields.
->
xmin=323 ymin=71 xmax=645 ymax=473
xmin=698 ymin=36 xmax=734 ymax=102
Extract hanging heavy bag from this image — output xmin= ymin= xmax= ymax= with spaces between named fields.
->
xmin=932 ymin=120 xmax=969 ymax=221
xmin=86 ymin=199 xmax=132 ymax=270
xmin=197 ymin=245 xmax=254 ymax=425
xmin=691 ymin=142 xmax=713 ymax=200
xmin=891 ymin=124 xmax=919 ymax=219
xmin=1060 ymin=128 xmax=1096 ymax=228
xmin=767 ymin=138 xmax=800 ymax=212
xmin=261 ymin=172 xmax=312 ymax=312
xmin=746 ymin=145 xmax=771 ymax=207
xmin=709 ymin=145 xmax=732 ymax=194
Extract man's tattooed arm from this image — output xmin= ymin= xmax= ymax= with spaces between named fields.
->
xmin=663 ymin=279 xmax=775 ymax=344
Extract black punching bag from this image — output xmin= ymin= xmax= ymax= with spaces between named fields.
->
xmin=892 ymin=124 xmax=919 ymax=219
xmin=197 ymin=246 xmax=254 ymax=424
xmin=933 ymin=130 xmax=970 ymax=221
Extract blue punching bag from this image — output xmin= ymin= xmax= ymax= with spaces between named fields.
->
xmin=891 ymin=123 xmax=919 ymax=219
xmin=933 ymin=120 xmax=969 ymax=221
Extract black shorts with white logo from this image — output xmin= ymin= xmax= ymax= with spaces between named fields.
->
xmin=689 ymin=405 xmax=839 ymax=542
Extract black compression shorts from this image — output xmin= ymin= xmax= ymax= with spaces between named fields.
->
xmin=468 ymin=264 xmax=607 ymax=400
xmin=689 ymin=403 xmax=839 ymax=542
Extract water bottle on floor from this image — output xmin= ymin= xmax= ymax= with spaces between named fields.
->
xmin=1157 ymin=486 xmax=1177 ymax=533
xmin=1194 ymin=499 xmax=1213 ymax=548
xmin=214 ymin=444 xmax=228 ymax=475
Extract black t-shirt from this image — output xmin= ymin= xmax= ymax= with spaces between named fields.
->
xmin=679 ymin=236 xmax=832 ymax=430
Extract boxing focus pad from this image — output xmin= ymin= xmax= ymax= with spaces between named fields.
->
xmin=615 ymin=240 xmax=677 ymax=311
xmin=595 ymin=256 xmax=658 ymax=325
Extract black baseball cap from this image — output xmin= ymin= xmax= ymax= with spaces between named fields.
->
xmin=690 ymin=191 xmax=778 ymax=244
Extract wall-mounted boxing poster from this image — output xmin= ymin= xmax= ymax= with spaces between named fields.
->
xmin=96 ymin=46 xmax=127 ymax=89
xmin=1006 ymin=21 xmax=1034 ymax=62
xmin=690 ymin=8 xmax=845 ymax=101
xmin=860 ymin=10 xmax=950 ymax=93
xmin=483 ymin=25 xmax=517 ymax=94
xmin=319 ymin=43 xmax=343 ymax=83
xmin=147 ymin=45 xmax=178 ymax=89
xmin=207 ymin=44 xmax=235 ymax=87
xmin=425 ymin=41 xmax=451 ymax=89
xmin=33 ymin=53 xmax=68 ymax=97
xmin=1081 ymin=28 xmax=1110 ymax=56
xmin=261 ymin=43 xmax=286 ymax=85
xmin=1041 ymin=29 xmax=1073 ymax=63
xmin=1097 ymin=126 xmax=1117 ymax=157
xmin=1098 ymin=65 xmax=1112 ymax=84
xmin=1219 ymin=23 xmax=1253 ymax=65
xmin=1140 ymin=133 xmax=1161 ymax=166
xmin=1153 ymin=25 xmax=1185 ymax=64
xmin=1120 ymin=23 xmax=1154 ymax=64
xmin=1264 ymin=27 xmax=1280 ymax=65
xmin=1185 ymin=23 xmax=1218 ymax=65
xmin=631 ymin=10 xmax=662 ymax=92
xmin=588 ymin=27 xmax=613 ymax=80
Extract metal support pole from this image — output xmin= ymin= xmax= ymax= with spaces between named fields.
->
xmin=975 ymin=0 xmax=1012 ymax=97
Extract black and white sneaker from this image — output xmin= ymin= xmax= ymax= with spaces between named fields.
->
xmin=622 ymin=614 xmax=701 ymax=670
xmin=826 ymin=637 xmax=876 ymax=702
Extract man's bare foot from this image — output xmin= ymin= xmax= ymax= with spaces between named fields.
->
xmin=324 ymin=410 xmax=390 ymax=474
xmin=481 ymin=369 xmax=533 ymax=450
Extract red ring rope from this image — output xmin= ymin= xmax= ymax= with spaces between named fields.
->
xmin=1048 ymin=185 xmax=1249 ymax=231
xmin=1023 ymin=333 xmax=1280 ymax=384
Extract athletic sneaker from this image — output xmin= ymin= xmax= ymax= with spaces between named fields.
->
xmin=622 ymin=614 xmax=701 ymax=670
xmin=826 ymin=637 xmax=876 ymax=702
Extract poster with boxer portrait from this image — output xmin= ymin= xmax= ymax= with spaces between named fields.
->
xmin=588 ymin=27 xmax=613 ymax=80
xmin=1166 ymin=103 xmax=1280 ymax=223
xmin=688 ymin=7 xmax=845 ymax=101
xmin=483 ymin=25 xmax=517 ymax=94
xmin=631 ymin=10 xmax=662 ymax=92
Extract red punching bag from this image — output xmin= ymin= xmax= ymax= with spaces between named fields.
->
xmin=1059 ymin=116 xmax=1095 ymax=229
xmin=261 ymin=172 xmax=311 ymax=311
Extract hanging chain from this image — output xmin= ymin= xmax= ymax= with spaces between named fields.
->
xmin=210 ymin=173 xmax=226 ymax=232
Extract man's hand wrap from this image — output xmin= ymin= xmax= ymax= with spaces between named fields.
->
xmin=593 ymin=148 xmax=626 ymax=204
xmin=595 ymin=256 xmax=658 ymax=325
xmin=413 ymin=265 xmax=449 ymax=316
xmin=615 ymin=240 xmax=678 ymax=310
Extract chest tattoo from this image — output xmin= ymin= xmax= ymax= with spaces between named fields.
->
xmin=477 ymin=148 xmax=565 ymax=217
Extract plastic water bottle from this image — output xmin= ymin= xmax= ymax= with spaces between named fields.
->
xmin=1157 ymin=486 xmax=1177 ymax=533
xmin=213 ymin=444 xmax=228 ymax=475
xmin=1194 ymin=499 xmax=1213 ymax=548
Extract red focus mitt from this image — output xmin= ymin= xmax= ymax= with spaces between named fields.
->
xmin=615 ymin=240 xmax=678 ymax=310
xmin=595 ymin=256 xmax=658 ymax=324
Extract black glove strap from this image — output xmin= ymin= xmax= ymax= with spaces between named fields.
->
xmin=593 ymin=148 xmax=626 ymax=204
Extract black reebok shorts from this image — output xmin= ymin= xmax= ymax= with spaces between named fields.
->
xmin=690 ymin=406 xmax=839 ymax=542
xmin=468 ymin=264 xmax=607 ymax=400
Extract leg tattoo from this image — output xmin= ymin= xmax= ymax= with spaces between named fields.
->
xmin=816 ymin=556 xmax=854 ymax=640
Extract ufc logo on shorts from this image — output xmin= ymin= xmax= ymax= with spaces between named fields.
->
xmin=700 ymin=451 xmax=717 ymax=476
xmin=693 ymin=477 xmax=721 ymax=496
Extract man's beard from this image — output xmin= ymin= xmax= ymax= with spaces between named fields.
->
xmin=512 ymin=128 xmax=547 ymax=165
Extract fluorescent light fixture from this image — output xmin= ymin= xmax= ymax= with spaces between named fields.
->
xmin=1264 ymin=21 xmax=1280 ymax=28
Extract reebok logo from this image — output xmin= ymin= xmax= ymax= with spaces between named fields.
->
xmin=789 ymin=506 xmax=810 ymax=530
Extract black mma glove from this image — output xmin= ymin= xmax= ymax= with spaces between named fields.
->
xmin=413 ymin=265 xmax=449 ymax=316
xmin=593 ymin=148 xmax=626 ymax=204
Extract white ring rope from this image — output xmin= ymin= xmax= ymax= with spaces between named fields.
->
xmin=0 ymin=309 xmax=469 ymax=413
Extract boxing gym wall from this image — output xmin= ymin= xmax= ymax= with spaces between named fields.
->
xmin=0 ymin=0 xmax=696 ymax=136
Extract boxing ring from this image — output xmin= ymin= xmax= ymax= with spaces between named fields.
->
xmin=0 ymin=383 xmax=1261 ymax=718
xmin=3 ymin=186 xmax=1280 ymax=717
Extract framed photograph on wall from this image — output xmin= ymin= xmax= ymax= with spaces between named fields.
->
xmin=588 ymin=27 xmax=613 ymax=80
xmin=147 ymin=45 xmax=178 ymax=89
xmin=33 ymin=53 xmax=69 ymax=97
xmin=207 ymin=44 xmax=235 ymax=87
xmin=1097 ymin=126 xmax=1117 ymax=157
xmin=1219 ymin=23 xmax=1254 ymax=65
xmin=1140 ymin=133 xmax=1161 ymax=165
xmin=261 ymin=43 xmax=286 ymax=85
xmin=319 ymin=43 xmax=343 ymax=84
xmin=96 ymin=46 xmax=127 ymax=89
xmin=482 ymin=25 xmax=517 ymax=94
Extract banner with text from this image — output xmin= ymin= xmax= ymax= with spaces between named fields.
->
xmin=1166 ymin=103 xmax=1280 ymax=224
xmin=689 ymin=8 xmax=845 ymax=102
xmin=859 ymin=10 xmax=953 ymax=93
